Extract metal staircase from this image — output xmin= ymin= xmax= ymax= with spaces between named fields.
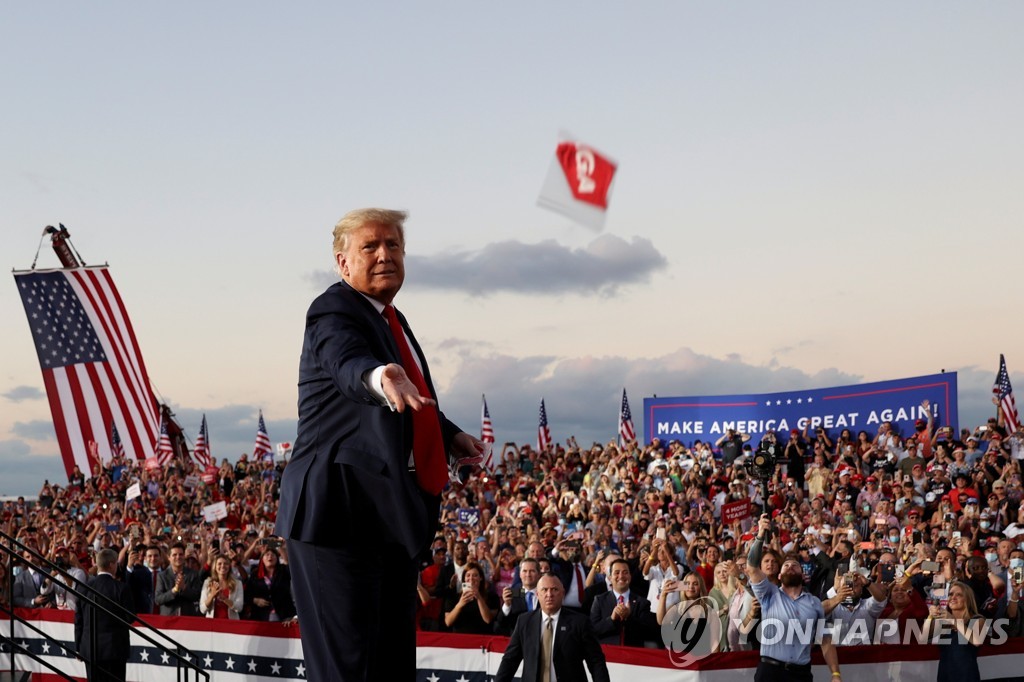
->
xmin=1 ymin=529 xmax=209 ymax=681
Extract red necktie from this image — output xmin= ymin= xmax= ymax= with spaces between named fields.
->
xmin=383 ymin=305 xmax=448 ymax=495
xmin=575 ymin=565 xmax=585 ymax=603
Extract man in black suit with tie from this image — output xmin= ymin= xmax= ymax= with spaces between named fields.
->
xmin=75 ymin=548 xmax=134 ymax=682
xmin=496 ymin=558 xmax=541 ymax=635
xmin=276 ymin=208 xmax=484 ymax=681
xmin=590 ymin=558 xmax=658 ymax=646
xmin=495 ymin=574 xmax=610 ymax=682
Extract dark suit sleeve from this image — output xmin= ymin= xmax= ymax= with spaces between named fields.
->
xmin=590 ymin=594 xmax=618 ymax=640
xmin=578 ymin=617 xmax=611 ymax=682
xmin=154 ymin=571 xmax=175 ymax=606
xmin=494 ymin=615 xmax=527 ymax=682
xmin=306 ymin=294 xmax=393 ymax=404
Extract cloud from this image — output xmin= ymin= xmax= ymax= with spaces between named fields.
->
xmin=2 ymin=385 xmax=44 ymax=402
xmin=306 ymin=235 xmax=669 ymax=296
xmin=0 ymin=442 xmax=62 ymax=497
xmin=11 ymin=420 xmax=56 ymax=441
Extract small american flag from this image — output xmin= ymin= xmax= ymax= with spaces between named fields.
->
xmin=481 ymin=395 xmax=495 ymax=469
xmin=619 ymin=388 xmax=636 ymax=445
xmin=537 ymin=399 xmax=552 ymax=452
xmin=253 ymin=410 xmax=273 ymax=463
xmin=994 ymin=354 xmax=1020 ymax=433
xmin=110 ymin=421 xmax=125 ymax=460
xmin=193 ymin=414 xmax=213 ymax=469
xmin=155 ymin=415 xmax=174 ymax=465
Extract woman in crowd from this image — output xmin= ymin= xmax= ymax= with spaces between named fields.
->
xmin=201 ymin=554 xmax=243 ymax=619
xmin=657 ymin=571 xmax=720 ymax=654
xmin=443 ymin=562 xmax=497 ymax=634
xmin=928 ymin=580 xmax=985 ymax=682
xmin=643 ymin=539 xmax=684 ymax=614
xmin=244 ymin=547 xmax=296 ymax=622
xmin=876 ymin=559 xmax=928 ymax=643
xmin=708 ymin=560 xmax=738 ymax=652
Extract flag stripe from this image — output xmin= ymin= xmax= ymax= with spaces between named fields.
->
xmin=71 ymin=270 xmax=158 ymax=451
xmin=41 ymin=369 xmax=79 ymax=474
xmin=95 ymin=268 xmax=159 ymax=437
xmin=69 ymin=269 xmax=157 ymax=458
xmin=78 ymin=362 xmax=115 ymax=470
xmin=69 ymin=271 xmax=153 ymax=453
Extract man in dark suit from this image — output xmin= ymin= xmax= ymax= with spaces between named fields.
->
xmin=590 ymin=558 xmax=658 ymax=646
xmin=75 ymin=548 xmax=134 ymax=682
xmin=12 ymin=550 xmax=55 ymax=608
xmin=495 ymin=558 xmax=541 ymax=635
xmin=496 ymin=574 xmax=610 ymax=682
xmin=154 ymin=543 xmax=202 ymax=616
xmin=276 ymin=208 xmax=484 ymax=681
xmin=125 ymin=545 xmax=161 ymax=615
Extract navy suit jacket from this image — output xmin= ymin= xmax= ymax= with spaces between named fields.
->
xmin=74 ymin=574 xmax=135 ymax=663
xmin=276 ymin=280 xmax=462 ymax=559
xmin=589 ymin=590 xmax=657 ymax=646
xmin=495 ymin=608 xmax=610 ymax=682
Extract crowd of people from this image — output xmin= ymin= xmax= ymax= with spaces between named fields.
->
xmin=2 ymin=401 xmax=1023 ymax=670
xmin=1 ymin=453 xmax=296 ymax=624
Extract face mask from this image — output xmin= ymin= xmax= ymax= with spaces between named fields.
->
xmin=985 ymin=552 xmax=998 ymax=563
xmin=1010 ymin=558 xmax=1024 ymax=570
xmin=980 ymin=521 xmax=991 ymax=530
xmin=888 ymin=535 xmax=900 ymax=544
xmin=13 ymin=566 xmax=22 ymax=577
xmin=844 ymin=513 xmax=854 ymax=522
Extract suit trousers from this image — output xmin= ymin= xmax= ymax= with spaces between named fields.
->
xmin=87 ymin=660 xmax=127 ymax=682
xmin=288 ymin=538 xmax=418 ymax=681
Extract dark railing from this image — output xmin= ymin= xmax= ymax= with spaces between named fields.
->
xmin=0 ymin=529 xmax=209 ymax=681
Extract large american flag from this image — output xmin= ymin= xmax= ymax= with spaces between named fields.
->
xmin=994 ymin=354 xmax=1020 ymax=433
xmin=14 ymin=267 xmax=158 ymax=476
xmin=193 ymin=414 xmax=213 ymax=469
xmin=537 ymin=399 xmax=552 ymax=452
xmin=155 ymin=415 xmax=175 ymax=465
xmin=253 ymin=410 xmax=273 ymax=463
xmin=619 ymin=388 xmax=636 ymax=445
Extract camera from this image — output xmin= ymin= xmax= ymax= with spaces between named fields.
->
xmin=746 ymin=437 xmax=780 ymax=481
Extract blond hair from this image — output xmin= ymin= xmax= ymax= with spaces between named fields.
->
xmin=332 ymin=208 xmax=407 ymax=256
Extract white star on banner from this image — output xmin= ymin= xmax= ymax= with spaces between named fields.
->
xmin=140 ymin=650 xmax=149 ymax=662
xmin=427 ymin=674 xmax=440 ymax=682
xmin=456 ymin=675 xmax=470 ymax=682
xmin=248 ymin=659 xmax=258 ymax=672
xmin=161 ymin=652 xmax=170 ymax=664
xmin=225 ymin=657 xmax=235 ymax=670
xmin=296 ymin=663 xmax=306 ymax=677
xmin=271 ymin=661 xmax=282 ymax=675
xmin=41 ymin=642 xmax=50 ymax=654
xmin=786 ymin=399 xmax=792 ymax=404
xmin=203 ymin=654 xmax=213 ymax=668
xmin=808 ymin=397 xmax=813 ymax=403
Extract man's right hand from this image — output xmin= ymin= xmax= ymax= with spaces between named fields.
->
xmin=502 ymin=587 xmax=512 ymax=606
xmin=381 ymin=364 xmax=436 ymax=413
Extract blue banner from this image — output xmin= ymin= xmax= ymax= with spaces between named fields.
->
xmin=643 ymin=372 xmax=958 ymax=445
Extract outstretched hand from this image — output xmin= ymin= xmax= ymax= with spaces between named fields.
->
xmin=380 ymin=363 xmax=436 ymax=413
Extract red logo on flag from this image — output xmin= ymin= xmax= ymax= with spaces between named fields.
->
xmin=556 ymin=142 xmax=616 ymax=209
